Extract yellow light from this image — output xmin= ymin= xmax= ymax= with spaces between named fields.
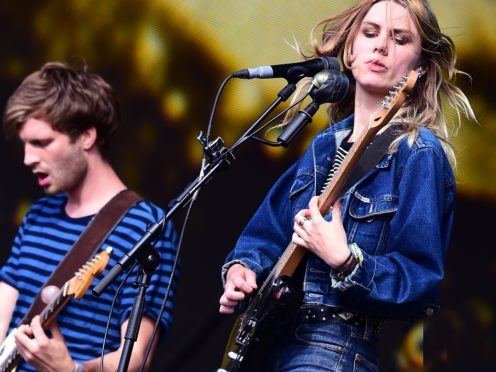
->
xmin=162 ymin=90 xmax=188 ymax=122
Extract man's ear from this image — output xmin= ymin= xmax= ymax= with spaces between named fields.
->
xmin=80 ymin=127 xmax=97 ymax=150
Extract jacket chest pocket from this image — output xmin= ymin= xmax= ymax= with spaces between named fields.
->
xmin=289 ymin=165 xmax=330 ymax=213
xmin=346 ymin=190 xmax=398 ymax=255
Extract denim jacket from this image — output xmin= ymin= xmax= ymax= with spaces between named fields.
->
xmin=223 ymin=115 xmax=455 ymax=319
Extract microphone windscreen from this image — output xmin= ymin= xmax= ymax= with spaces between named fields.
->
xmin=320 ymin=56 xmax=341 ymax=71
xmin=312 ymin=70 xmax=349 ymax=103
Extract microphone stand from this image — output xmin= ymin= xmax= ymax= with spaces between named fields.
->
xmin=117 ymin=243 xmax=159 ymax=372
xmin=92 ymin=80 xmax=297 ymax=371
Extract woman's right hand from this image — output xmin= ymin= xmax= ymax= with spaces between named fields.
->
xmin=219 ymin=264 xmax=257 ymax=314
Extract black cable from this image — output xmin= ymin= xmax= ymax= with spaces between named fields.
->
xmin=99 ymin=260 xmax=138 ymax=372
xmin=138 ymin=197 xmax=195 ymax=372
xmin=121 ymin=72 xmax=304 ymax=371
xmin=123 ymin=75 xmax=236 ymax=371
xmin=205 ymin=74 xmax=235 ymax=143
xmin=245 ymin=91 xmax=310 ymax=143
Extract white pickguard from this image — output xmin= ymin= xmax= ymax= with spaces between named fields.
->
xmin=0 ymin=330 xmax=18 ymax=372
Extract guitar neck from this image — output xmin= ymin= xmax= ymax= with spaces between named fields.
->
xmin=274 ymin=123 xmax=382 ymax=278
xmin=0 ymin=248 xmax=110 ymax=372
xmin=38 ymin=282 xmax=73 ymax=326
xmin=272 ymin=70 xmax=417 ymax=278
xmin=0 ymin=283 xmax=73 ymax=372
xmin=221 ymin=71 xmax=419 ymax=372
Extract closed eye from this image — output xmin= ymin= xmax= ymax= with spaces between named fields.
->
xmin=30 ymin=139 xmax=53 ymax=148
xmin=361 ymin=26 xmax=379 ymax=38
xmin=391 ymin=32 xmax=412 ymax=45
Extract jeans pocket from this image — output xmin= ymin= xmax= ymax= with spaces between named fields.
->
xmin=353 ymin=353 xmax=378 ymax=372
xmin=294 ymin=323 xmax=345 ymax=353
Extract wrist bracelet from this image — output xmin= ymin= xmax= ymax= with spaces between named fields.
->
xmin=337 ymin=256 xmax=356 ymax=279
xmin=335 ymin=250 xmax=353 ymax=271
xmin=348 ymin=242 xmax=363 ymax=267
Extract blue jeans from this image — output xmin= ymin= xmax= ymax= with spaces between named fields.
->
xmin=268 ymin=319 xmax=379 ymax=371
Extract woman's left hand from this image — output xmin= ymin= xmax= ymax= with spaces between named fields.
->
xmin=292 ymin=196 xmax=350 ymax=268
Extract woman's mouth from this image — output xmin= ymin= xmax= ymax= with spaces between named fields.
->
xmin=368 ymin=60 xmax=388 ymax=72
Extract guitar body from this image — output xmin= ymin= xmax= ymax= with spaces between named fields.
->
xmin=220 ymin=275 xmax=302 ymax=371
xmin=218 ymin=69 xmax=422 ymax=372
xmin=0 ymin=333 xmax=17 ymax=372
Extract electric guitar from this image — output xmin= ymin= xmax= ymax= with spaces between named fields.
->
xmin=219 ymin=69 xmax=422 ymax=371
xmin=0 ymin=247 xmax=112 ymax=372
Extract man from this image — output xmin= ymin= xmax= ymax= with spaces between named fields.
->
xmin=0 ymin=62 xmax=178 ymax=371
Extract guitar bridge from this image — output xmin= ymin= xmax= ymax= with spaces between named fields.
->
xmin=235 ymin=317 xmax=257 ymax=346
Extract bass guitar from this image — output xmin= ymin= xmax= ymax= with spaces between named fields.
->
xmin=0 ymin=247 xmax=112 ymax=372
xmin=219 ymin=68 xmax=422 ymax=371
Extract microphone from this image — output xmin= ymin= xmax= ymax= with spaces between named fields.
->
xmin=309 ymin=69 xmax=350 ymax=103
xmin=232 ymin=56 xmax=340 ymax=81
xmin=277 ymin=69 xmax=349 ymax=147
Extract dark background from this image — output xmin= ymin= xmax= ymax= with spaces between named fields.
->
xmin=0 ymin=1 xmax=494 ymax=371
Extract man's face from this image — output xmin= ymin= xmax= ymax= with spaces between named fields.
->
xmin=19 ymin=117 xmax=88 ymax=195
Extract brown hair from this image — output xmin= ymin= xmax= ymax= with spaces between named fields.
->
xmin=3 ymin=62 xmax=120 ymax=157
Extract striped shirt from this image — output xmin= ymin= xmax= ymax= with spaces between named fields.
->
xmin=0 ymin=194 xmax=178 ymax=371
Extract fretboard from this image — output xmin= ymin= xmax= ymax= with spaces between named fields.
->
xmin=0 ymin=283 xmax=73 ymax=372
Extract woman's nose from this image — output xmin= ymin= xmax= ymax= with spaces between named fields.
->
xmin=373 ymin=35 xmax=388 ymax=55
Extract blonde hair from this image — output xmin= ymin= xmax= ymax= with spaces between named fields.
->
xmin=287 ymin=0 xmax=475 ymax=165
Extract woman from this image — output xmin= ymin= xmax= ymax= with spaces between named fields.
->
xmin=219 ymin=0 xmax=475 ymax=370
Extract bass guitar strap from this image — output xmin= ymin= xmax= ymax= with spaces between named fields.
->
xmin=19 ymin=189 xmax=143 ymax=325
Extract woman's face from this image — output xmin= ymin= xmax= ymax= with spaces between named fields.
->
xmin=350 ymin=1 xmax=422 ymax=99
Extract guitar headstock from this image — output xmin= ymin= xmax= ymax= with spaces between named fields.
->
xmin=67 ymin=247 xmax=112 ymax=299
xmin=369 ymin=67 xmax=423 ymax=129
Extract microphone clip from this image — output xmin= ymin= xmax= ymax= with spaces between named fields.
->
xmin=197 ymin=132 xmax=235 ymax=166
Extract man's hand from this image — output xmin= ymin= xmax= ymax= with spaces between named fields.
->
xmin=14 ymin=315 xmax=75 ymax=372
xmin=219 ymin=264 xmax=257 ymax=314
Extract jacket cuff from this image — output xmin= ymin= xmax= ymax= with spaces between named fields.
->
xmin=330 ymin=243 xmax=376 ymax=291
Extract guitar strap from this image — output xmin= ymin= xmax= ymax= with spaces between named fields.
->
xmin=338 ymin=123 xmax=400 ymax=199
xmin=19 ymin=189 xmax=143 ymax=325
